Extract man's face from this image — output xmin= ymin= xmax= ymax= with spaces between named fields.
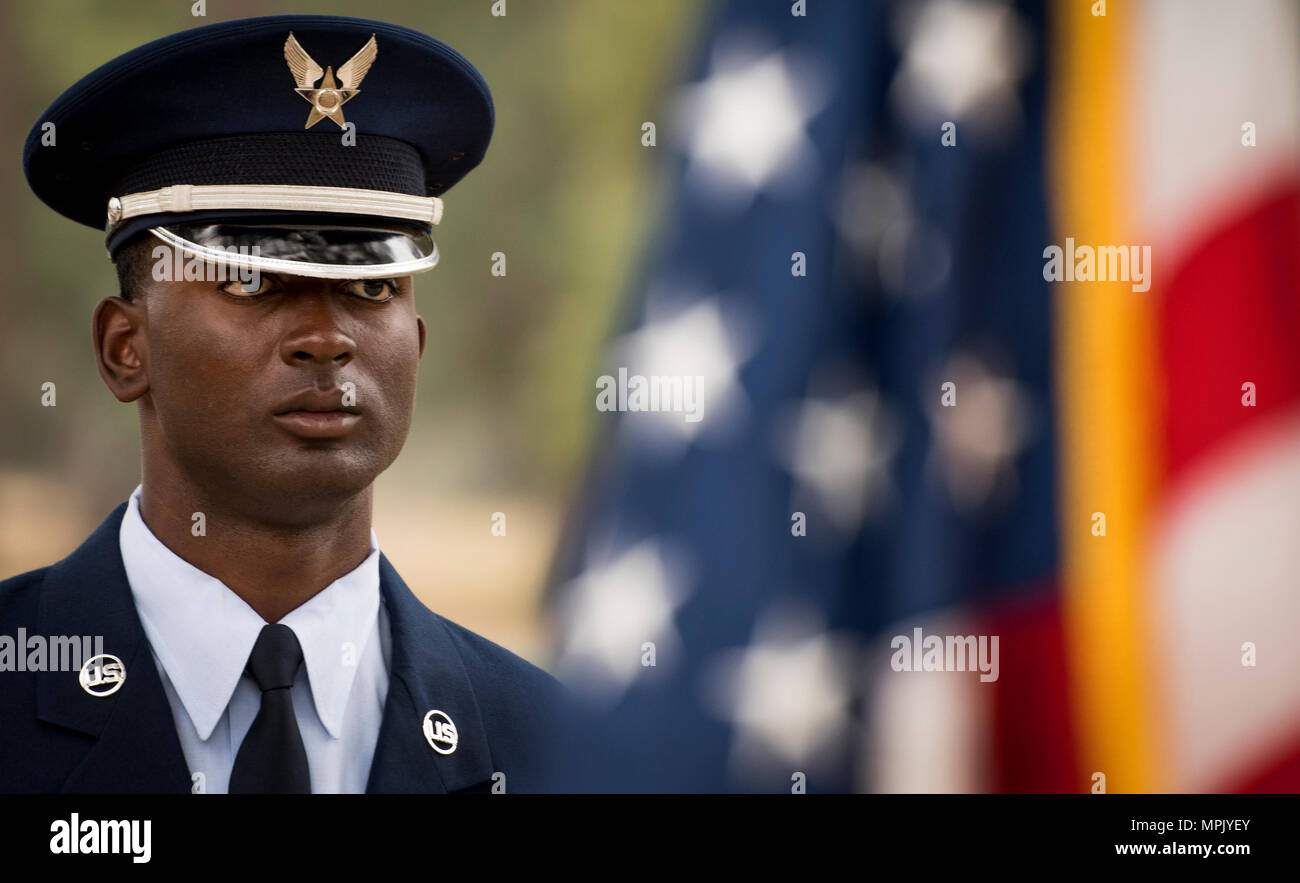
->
xmin=100 ymin=245 xmax=427 ymax=522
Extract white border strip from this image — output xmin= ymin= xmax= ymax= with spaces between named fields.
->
xmin=115 ymin=184 xmax=443 ymax=226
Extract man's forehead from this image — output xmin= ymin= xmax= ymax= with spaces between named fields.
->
xmin=25 ymin=14 xmax=492 ymax=282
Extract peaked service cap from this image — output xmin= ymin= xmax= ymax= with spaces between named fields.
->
xmin=22 ymin=14 xmax=494 ymax=279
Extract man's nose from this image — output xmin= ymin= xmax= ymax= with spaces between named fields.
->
xmin=279 ymin=292 xmax=356 ymax=367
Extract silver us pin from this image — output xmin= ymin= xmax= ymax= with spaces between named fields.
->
xmin=422 ymin=709 xmax=458 ymax=755
xmin=79 ymin=653 xmax=126 ymax=697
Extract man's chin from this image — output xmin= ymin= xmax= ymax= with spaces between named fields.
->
xmin=231 ymin=466 xmax=379 ymax=522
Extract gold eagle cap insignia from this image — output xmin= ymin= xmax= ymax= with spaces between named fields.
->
xmin=284 ymin=32 xmax=378 ymax=130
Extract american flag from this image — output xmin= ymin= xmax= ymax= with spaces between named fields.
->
xmin=543 ymin=0 xmax=1300 ymax=793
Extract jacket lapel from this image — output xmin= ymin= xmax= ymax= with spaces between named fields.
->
xmin=366 ymin=554 xmax=496 ymax=793
xmin=36 ymin=502 xmax=191 ymax=793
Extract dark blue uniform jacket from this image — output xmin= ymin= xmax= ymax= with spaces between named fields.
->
xmin=0 ymin=502 xmax=566 ymax=793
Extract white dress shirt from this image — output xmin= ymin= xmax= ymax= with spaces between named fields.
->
xmin=118 ymin=484 xmax=390 ymax=793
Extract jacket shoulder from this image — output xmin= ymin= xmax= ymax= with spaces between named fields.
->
xmin=0 ymin=566 xmax=50 ymax=623
xmin=0 ymin=565 xmax=51 ymax=592
xmin=430 ymin=610 xmax=563 ymax=703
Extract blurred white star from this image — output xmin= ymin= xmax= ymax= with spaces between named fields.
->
xmin=674 ymin=35 xmax=829 ymax=209
xmin=613 ymin=293 xmax=758 ymax=452
xmin=775 ymin=387 xmax=900 ymax=534
xmin=927 ymin=353 xmax=1034 ymax=511
xmin=701 ymin=602 xmax=854 ymax=780
xmin=557 ymin=539 xmax=690 ymax=705
xmin=890 ymin=0 xmax=1032 ymax=143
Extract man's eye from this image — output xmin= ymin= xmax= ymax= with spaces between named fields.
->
xmin=340 ymin=279 xmax=397 ymax=301
xmin=220 ymin=275 xmax=276 ymax=297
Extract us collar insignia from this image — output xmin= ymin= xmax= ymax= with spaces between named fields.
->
xmin=79 ymin=653 xmax=126 ymax=697
xmin=422 ymin=709 xmax=458 ymax=755
xmin=283 ymin=32 xmax=378 ymax=130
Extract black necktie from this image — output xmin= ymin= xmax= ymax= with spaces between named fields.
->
xmin=229 ymin=623 xmax=311 ymax=793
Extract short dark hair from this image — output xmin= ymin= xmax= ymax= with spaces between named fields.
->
xmin=113 ymin=235 xmax=153 ymax=303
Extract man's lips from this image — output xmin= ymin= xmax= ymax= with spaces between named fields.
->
xmin=271 ymin=389 xmax=361 ymax=439
xmin=272 ymin=410 xmax=361 ymax=439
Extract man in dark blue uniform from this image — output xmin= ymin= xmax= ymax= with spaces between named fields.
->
xmin=0 ymin=14 xmax=565 ymax=793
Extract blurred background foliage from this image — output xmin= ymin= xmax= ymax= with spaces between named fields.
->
xmin=0 ymin=0 xmax=706 ymax=661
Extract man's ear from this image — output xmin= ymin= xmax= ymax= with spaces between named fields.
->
xmin=417 ymin=314 xmax=426 ymax=359
xmin=93 ymin=296 xmax=149 ymax=403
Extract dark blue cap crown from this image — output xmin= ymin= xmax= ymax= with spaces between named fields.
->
xmin=23 ymin=14 xmax=494 ymax=264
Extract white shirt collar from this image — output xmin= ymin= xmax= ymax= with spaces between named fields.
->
xmin=119 ymin=484 xmax=381 ymax=741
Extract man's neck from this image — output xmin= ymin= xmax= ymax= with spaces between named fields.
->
xmin=135 ymin=479 xmax=374 ymax=623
